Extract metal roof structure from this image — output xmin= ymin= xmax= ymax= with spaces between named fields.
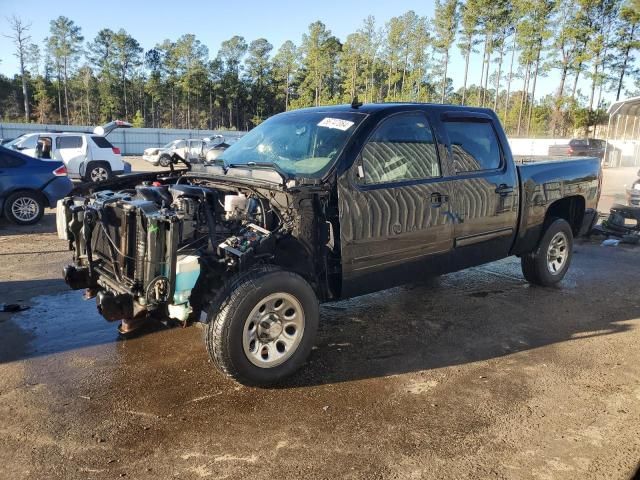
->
xmin=607 ymin=96 xmax=640 ymax=141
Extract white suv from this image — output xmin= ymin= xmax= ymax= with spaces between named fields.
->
xmin=7 ymin=121 xmax=131 ymax=182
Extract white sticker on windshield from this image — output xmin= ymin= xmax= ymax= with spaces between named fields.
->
xmin=317 ymin=117 xmax=355 ymax=131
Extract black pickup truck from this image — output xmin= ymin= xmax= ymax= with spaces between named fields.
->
xmin=57 ymin=103 xmax=601 ymax=386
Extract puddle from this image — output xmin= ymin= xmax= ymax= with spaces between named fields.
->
xmin=0 ymin=291 xmax=118 ymax=362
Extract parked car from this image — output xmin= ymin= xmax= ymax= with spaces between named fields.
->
xmin=548 ymin=138 xmax=622 ymax=166
xmin=0 ymin=146 xmax=73 ymax=225
xmin=58 ymin=103 xmax=601 ymax=386
xmin=143 ymin=136 xmax=232 ymax=167
xmin=0 ymin=138 xmax=14 ymax=146
xmin=5 ymin=121 xmax=132 ymax=182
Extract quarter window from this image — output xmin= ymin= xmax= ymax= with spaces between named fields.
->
xmin=56 ymin=136 xmax=83 ymax=149
xmin=443 ymin=120 xmax=502 ymax=173
xmin=360 ymin=113 xmax=441 ymax=184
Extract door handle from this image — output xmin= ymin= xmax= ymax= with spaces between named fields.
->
xmin=430 ymin=192 xmax=449 ymax=207
xmin=495 ymin=184 xmax=514 ymax=196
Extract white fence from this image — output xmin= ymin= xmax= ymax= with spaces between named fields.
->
xmin=0 ymin=123 xmax=245 ymax=156
xmin=3 ymin=122 xmax=639 ymax=166
xmin=508 ymin=137 xmax=640 ymax=166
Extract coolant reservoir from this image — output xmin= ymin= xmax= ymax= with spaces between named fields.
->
xmin=224 ymin=194 xmax=247 ymax=216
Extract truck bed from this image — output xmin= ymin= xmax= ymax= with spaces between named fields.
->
xmin=512 ymin=156 xmax=601 ymax=255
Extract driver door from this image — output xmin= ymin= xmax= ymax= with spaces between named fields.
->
xmin=338 ymin=111 xmax=455 ymax=297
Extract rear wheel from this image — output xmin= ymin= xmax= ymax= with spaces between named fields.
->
xmin=521 ymin=217 xmax=574 ymax=286
xmin=4 ymin=190 xmax=44 ymax=225
xmin=85 ymin=162 xmax=112 ymax=182
xmin=205 ymin=267 xmax=319 ymax=386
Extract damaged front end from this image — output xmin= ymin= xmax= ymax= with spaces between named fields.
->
xmin=57 ymin=173 xmax=296 ymax=332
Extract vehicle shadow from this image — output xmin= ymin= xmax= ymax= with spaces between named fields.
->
xmin=281 ymin=248 xmax=640 ymax=388
xmin=1 ymin=243 xmax=638 ymax=388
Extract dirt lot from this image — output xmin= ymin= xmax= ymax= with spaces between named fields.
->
xmin=0 ymin=164 xmax=639 ymax=480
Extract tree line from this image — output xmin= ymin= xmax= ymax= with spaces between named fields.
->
xmin=1 ymin=0 xmax=639 ymax=138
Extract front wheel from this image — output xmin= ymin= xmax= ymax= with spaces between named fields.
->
xmin=205 ymin=267 xmax=319 ymax=386
xmin=158 ymin=155 xmax=172 ymax=168
xmin=521 ymin=217 xmax=574 ymax=286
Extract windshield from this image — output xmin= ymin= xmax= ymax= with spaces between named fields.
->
xmin=163 ymin=140 xmax=183 ymax=149
xmin=220 ymin=111 xmax=366 ymax=178
xmin=5 ymin=134 xmax=37 ymax=150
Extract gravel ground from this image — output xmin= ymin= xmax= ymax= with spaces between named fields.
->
xmin=0 ymin=166 xmax=638 ymax=480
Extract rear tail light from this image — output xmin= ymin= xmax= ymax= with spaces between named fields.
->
xmin=53 ymin=165 xmax=67 ymax=176
xmin=112 ymin=147 xmax=121 ymax=155
xmin=568 ymin=148 xmax=573 ymax=154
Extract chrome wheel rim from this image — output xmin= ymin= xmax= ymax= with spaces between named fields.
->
xmin=547 ymin=232 xmax=569 ymax=275
xmin=90 ymin=167 xmax=109 ymax=182
xmin=242 ymin=292 xmax=305 ymax=368
xmin=11 ymin=197 xmax=40 ymax=222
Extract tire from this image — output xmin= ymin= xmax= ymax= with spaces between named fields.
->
xmin=158 ymin=155 xmax=172 ymax=168
xmin=205 ymin=267 xmax=319 ymax=386
xmin=521 ymin=217 xmax=574 ymax=286
xmin=85 ymin=162 xmax=112 ymax=183
xmin=3 ymin=190 xmax=45 ymax=225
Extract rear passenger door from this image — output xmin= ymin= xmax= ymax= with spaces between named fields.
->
xmin=338 ymin=111 xmax=455 ymax=296
xmin=440 ymin=113 xmax=519 ymax=266
xmin=55 ymin=135 xmax=85 ymax=166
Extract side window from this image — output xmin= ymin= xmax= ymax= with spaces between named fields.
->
xmin=360 ymin=113 xmax=440 ymax=184
xmin=443 ymin=120 xmax=502 ymax=173
xmin=56 ymin=136 xmax=83 ymax=149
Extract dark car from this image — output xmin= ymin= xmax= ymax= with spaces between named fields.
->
xmin=547 ymin=138 xmax=620 ymax=163
xmin=59 ymin=103 xmax=601 ymax=386
xmin=0 ymin=146 xmax=73 ymax=225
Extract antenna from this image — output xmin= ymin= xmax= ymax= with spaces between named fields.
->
xmin=351 ymin=95 xmax=363 ymax=109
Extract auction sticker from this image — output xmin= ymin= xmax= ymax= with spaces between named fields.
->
xmin=317 ymin=117 xmax=354 ymax=131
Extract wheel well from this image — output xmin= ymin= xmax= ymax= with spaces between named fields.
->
xmin=545 ymin=196 xmax=585 ymax=235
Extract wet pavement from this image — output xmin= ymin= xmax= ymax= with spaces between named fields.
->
xmin=1 ymin=168 xmax=640 ymax=479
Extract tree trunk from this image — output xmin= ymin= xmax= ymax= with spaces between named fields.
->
xmin=517 ymin=62 xmax=531 ymax=136
xmin=123 ymin=71 xmax=128 ymax=120
xmin=19 ymin=55 xmax=30 ymax=121
xmin=482 ymin=36 xmax=493 ymax=107
xmin=441 ymin=49 xmax=449 ymax=104
xmin=63 ymin=57 xmax=70 ymax=124
xmin=571 ymin=63 xmax=582 ymax=100
xmin=616 ymin=44 xmax=635 ymax=102
xmin=56 ymin=63 xmax=63 ymax=124
xmin=493 ymin=36 xmax=505 ymax=112
xmin=551 ymin=60 xmax=569 ymax=136
xmin=479 ymin=35 xmax=488 ymax=106
xmin=527 ymin=46 xmax=541 ymax=136
xmin=615 ymin=27 xmax=634 ymax=101
xmin=503 ymin=31 xmax=517 ymax=119
xmin=462 ymin=42 xmax=471 ymax=105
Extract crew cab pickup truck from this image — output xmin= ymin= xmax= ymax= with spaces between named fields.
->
xmin=57 ymin=103 xmax=601 ymax=386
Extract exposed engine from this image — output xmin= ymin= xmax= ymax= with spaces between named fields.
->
xmin=57 ymin=178 xmax=285 ymax=329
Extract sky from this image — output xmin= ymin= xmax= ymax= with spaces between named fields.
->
xmin=0 ymin=0 xmax=635 ymax=106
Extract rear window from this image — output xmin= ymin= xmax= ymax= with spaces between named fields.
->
xmin=443 ymin=120 xmax=502 ymax=173
xmin=56 ymin=136 xmax=83 ymax=149
xmin=569 ymin=139 xmax=588 ymax=147
xmin=91 ymin=136 xmax=113 ymax=149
